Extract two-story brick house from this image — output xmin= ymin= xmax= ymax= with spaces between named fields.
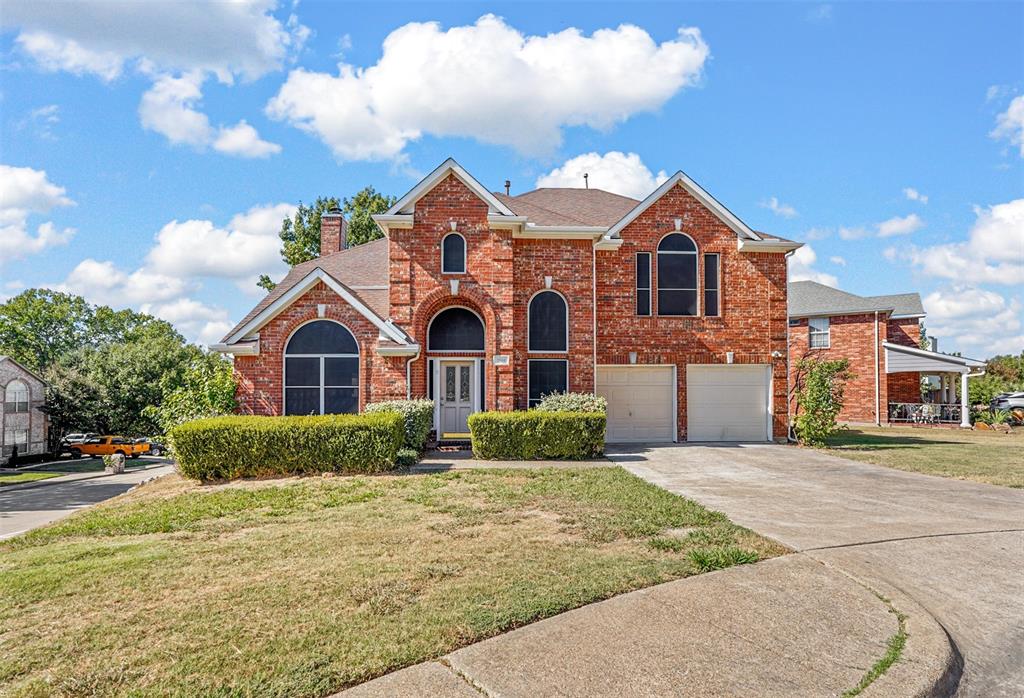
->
xmin=215 ymin=159 xmax=801 ymax=442
xmin=1 ymin=356 xmax=49 ymax=464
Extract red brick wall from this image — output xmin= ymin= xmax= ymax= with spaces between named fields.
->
xmin=887 ymin=372 xmax=921 ymax=404
xmin=234 ymin=282 xmax=406 ymax=415
xmin=787 ymin=312 xmax=887 ymax=424
xmin=887 ymin=318 xmax=920 ymax=348
xmin=596 ymin=182 xmax=790 ymax=440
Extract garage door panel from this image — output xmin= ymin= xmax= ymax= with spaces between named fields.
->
xmin=686 ymin=365 xmax=770 ymax=442
xmin=597 ymin=366 xmax=675 ymax=443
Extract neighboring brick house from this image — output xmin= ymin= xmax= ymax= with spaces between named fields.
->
xmin=787 ymin=281 xmax=984 ymax=427
xmin=1 ymin=356 xmax=48 ymax=464
xmin=214 ymin=159 xmax=801 ymax=442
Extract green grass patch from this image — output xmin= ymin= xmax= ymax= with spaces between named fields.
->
xmin=0 ymin=471 xmax=63 ymax=486
xmin=843 ymin=599 xmax=908 ymax=696
xmin=0 ymin=466 xmax=784 ymax=695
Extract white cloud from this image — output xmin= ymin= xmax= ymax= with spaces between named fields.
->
xmin=838 ymin=226 xmax=870 ymax=241
xmin=829 ymin=255 xmax=846 ymax=266
xmin=895 ymin=198 xmax=1024 ymax=285
xmin=877 ymin=213 xmax=924 ymax=238
xmin=903 ymin=187 xmax=928 ymax=204
xmin=760 ymin=196 xmax=798 ymax=219
xmin=923 ymin=285 xmax=1024 ymax=358
xmin=213 ymin=120 xmax=282 ymax=158
xmin=788 ymin=244 xmax=838 ymax=287
xmin=802 ymin=227 xmax=831 ymax=241
xmin=991 ymin=95 xmax=1024 ymax=157
xmin=267 ymin=15 xmax=710 ymax=160
xmin=0 ymin=164 xmax=76 ymax=263
xmin=59 ymin=259 xmax=193 ymax=307
xmin=534 ymin=152 xmax=668 ymax=199
xmin=14 ymin=31 xmax=124 ymax=81
xmin=150 ymin=297 xmax=234 ymax=346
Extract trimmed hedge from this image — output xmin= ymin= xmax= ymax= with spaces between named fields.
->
xmin=365 ymin=399 xmax=434 ymax=450
xmin=535 ymin=391 xmax=607 ymax=413
xmin=171 ymin=413 xmax=404 ymax=481
xmin=468 ymin=411 xmax=606 ymax=460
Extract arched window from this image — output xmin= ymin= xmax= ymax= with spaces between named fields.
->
xmin=657 ymin=233 xmax=698 ymax=316
xmin=284 ymin=320 xmax=359 ymax=415
xmin=5 ymin=380 xmax=28 ymax=413
xmin=441 ymin=233 xmax=466 ymax=274
xmin=428 ymin=307 xmax=484 ymax=352
xmin=528 ymin=291 xmax=568 ymax=352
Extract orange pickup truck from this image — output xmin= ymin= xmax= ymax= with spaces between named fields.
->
xmin=69 ymin=436 xmax=146 ymax=459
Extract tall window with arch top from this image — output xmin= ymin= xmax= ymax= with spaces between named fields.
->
xmin=283 ymin=320 xmax=359 ymax=415
xmin=657 ymin=233 xmax=698 ymax=316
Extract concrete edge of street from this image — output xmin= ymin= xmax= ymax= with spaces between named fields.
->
xmin=0 ymin=459 xmax=172 ymax=494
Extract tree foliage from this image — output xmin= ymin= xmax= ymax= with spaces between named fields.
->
xmin=968 ymin=352 xmax=1024 ymax=407
xmin=343 ymin=186 xmax=397 ymax=247
xmin=791 ymin=356 xmax=853 ymax=446
xmin=144 ymin=352 xmax=238 ymax=434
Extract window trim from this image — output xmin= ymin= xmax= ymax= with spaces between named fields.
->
xmin=635 ymin=252 xmax=651 ymax=316
xmin=703 ymin=252 xmax=720 ymax=317
xmin=527 ymin=289 xmax=569 ymax=354
xmin=426 ymin=305 xmax=486 ymax=353
xmin=440 ymin=232 xmax=467 ymax=275
xmin=656 ymin=232 xmax=700 ymax=317
xmin=4 ymin=380 xmax=29 ymax=413
xmin=527 ymin=358 xmax=569 ymax=408
xmin=282 ymin=319 xmax=360 ymax=415
xmin=809 ymin=316 xmax=831 ymax=349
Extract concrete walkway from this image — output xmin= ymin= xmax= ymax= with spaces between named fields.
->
xmin=0 ymin=463 xmax=174 ymax=539
xmin=611 ymin=443 xmax=1024 ymax=697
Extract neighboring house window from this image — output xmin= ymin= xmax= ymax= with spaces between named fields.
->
xmin=809 ymin=317 xmax=830 ymax=348
xmin=657 ymin=233 xmax=698 ymax=316
xmin=636 ymin=253 xmax=651 ymax=316
xmin=528 ymin=291 xmax=568 ymax=352
xmin=441 ymin=233 xmax=466 ymax=274
xmin=3 ymin=427 xmax=27 ymax=456
xmin=5 ymin=380 xmax=28 ymax=413
xmin=528 ymin=359 xmax=568 ymax=408
xmin=428 ymin=307 xmax=485 ymax=352
xmin=788 ymin=318 xmax=801 ymax=327
xmin=704 ymin=253 xmax=720 ymax=317
xmin=284 ymin=320 xmax=359 ymax=415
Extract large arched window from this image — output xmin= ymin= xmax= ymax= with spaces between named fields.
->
xmin=441 ymin=233 xmax=466 ymax=274
xmin=284 ymin=320 xmax=359 ymax=415
xmin=657 ymin=233 xmax=698 ymax=316
xmin=528 ymin=291 xmax=568 ymax=352
xmin=5 ymin=380 xmax=28 ymax=413
xmin=428 ymin=307 xmax=484 ymax=351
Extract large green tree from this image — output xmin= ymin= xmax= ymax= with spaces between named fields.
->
xmin=257 ymin=187 xmax=395 ymax=292
xmin=144 ymin=351 xmax=238 ymax=434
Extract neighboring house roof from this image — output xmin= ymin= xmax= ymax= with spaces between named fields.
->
xmin=788 ymin=280 xmax=926 ymax=319
xmin=883 ymin=341 xmax=984 ymax=372
xmin=495 ymin=188 xmax=640 ymax=227
xmin=0 ymin=355 xmax=47 ymax=385
xmin=220 ymin=238 xmax=390 ymax=343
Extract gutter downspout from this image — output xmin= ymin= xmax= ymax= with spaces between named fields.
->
xmin=785 ymin=250 xmax=798 ymax=442
xmin=874 ymin=311 xmax=880 ymax=426
xmin=405 ymin=349 xmax=420 ymax=399
xmin=592 ymin=241 xmax=598 ymax=395
xmin=961 ymin=369 xmax=985 ymax=428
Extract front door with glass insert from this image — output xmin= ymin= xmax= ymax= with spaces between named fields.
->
xmin=440 ymin=362 xmax=474 ymax=438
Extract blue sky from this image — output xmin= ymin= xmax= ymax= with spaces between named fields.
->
xmin=1 ymin=1 xmax=1022 ymax=357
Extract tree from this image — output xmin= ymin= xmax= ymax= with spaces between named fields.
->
xmin=343 ymin=186 xmax=396 ymax=247
xmin=791 ymin=356 xmax=853 ymax=446
xmin=0 ymin=289 xmax=92 ymax=372
xmin=144 ymin=351 xmax=237 ymax=434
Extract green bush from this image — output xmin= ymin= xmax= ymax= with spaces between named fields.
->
xmin=170 ymin=413 xmax=404 ymax=481
xmin=395 ymin=447 xmax=419 ymax=468
xmin=792 ymin=357 xmax=853 ymax=446
xmin=365 ymin=399 xmax=434 ymax=450
xmin=468 ymin=411 xmax=605 ymax=460
xmin=534 ymin=391 xmax=607 ymax=413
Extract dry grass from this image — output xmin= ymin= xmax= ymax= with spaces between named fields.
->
xmin=824 ymin=427 xmax=1024 ymax=488
xmin=0 ymin=467 xmax=784 ymax=697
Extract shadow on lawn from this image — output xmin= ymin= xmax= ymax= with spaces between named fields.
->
xmin=827 ymin=432 xmax=973 ymax=451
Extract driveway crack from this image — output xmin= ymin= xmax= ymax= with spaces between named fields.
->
xmin=800 ymin=528 xmax=1024 ymax=552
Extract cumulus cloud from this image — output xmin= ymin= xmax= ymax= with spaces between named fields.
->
xmin=0 ymin=164 xmax=75 ymax=263
xmin=760 ymin=196 xmax=798 ymax=219
xmin=58 ymin=259 xmax=193 ymax=307
xmin=151 ymin=297 xmax=234 ymax=346
xmin=838 ymin=226 xmax=870 ymax=241
xmin=267 ymin=15 xmax=710 ymax=160
xmin=788 ymin=244 xmax=838 ymax=287
xmin=991 ymin=95 xmax=1024 ymax=157
xmin=213 ymin=120 xmax=282 ymax=158
xmin=877 ymin=213 xmax=924 ymax=238
xmin=894 ymin=198 xmax=1024 ymax=285
xmin=534 ymin=152 xmax=668 ymax=199
xmin=829 ymin=255 xmax=846 ymax=266
xmin=923 ymin=285 xmax=1024 ymax=358
xmin=903 ymin=187 xmax=928 ymax=204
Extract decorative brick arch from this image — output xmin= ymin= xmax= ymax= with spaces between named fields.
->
xmin=410 ymin=284 xmax=502 ymax=350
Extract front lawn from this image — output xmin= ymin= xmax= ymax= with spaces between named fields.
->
xmin=824 ymin=427 xmax=1023 ymax=488
xmin=0 ymin=467 xmax=784 ymax=696
xmin=0 ymin=471 xmax=62 ymax=486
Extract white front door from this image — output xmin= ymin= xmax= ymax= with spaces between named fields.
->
xmin=440 ymin=361 xmax=474 ymax=438
xmin=686 ymin=364 xmax=772 ymax=442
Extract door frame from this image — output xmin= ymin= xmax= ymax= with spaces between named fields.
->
xmin=432 ymin=357 xmax=483 ymax=436
xmin=596 ymin=364 xmax=678 ymax=443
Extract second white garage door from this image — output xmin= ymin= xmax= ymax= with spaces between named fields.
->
xmin=686 ymin=364 xmax=771 ymax=442
xmin=596 ymin=366 xmax=676 ymax=443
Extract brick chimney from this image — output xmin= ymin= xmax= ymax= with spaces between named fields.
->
xmin=320 ymin=208 xmax=347 ymax=256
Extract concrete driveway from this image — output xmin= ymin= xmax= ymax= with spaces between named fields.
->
xmin=608 ymin=443 xmax=1024 ymax=697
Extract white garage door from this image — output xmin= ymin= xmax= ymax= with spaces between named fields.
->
xmin=596 ymin=366 xmax=675 ymax=443
xmin=686 ymin=365 xmax=771 ymax=442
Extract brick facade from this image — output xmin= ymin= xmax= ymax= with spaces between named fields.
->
xmin=1 ymin=358 xmax=48 ymax=463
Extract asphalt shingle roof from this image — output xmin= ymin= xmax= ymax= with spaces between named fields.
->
xmin=788 ymin=280 xmax=925 ymax=318
xmin=495 ymin=188 xmax=640 ymax=227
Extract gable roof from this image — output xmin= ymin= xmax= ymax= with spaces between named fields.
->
xmin=789 ymin=280 xmax=925 ymax=318
xmin=385 ymin=158 xmax=516 ymax=216
xmin=496 ymin=188 xmax=640 ymax=227
xmin=0 ymin=355 xmax=47 ymax=385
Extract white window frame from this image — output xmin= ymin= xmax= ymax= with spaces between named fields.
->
xmin=282 ymin=319 xmax=360 ymax=415
xmin=426 ymin=305 xmax=486 ymax=353
xmin=441 ymin=232 xmax=467 ymax=275
xmin=656 ymin=232 xmax=700 ymax=317
xmin=809 ymin=317 xmax=831 ymax=349
xmin=527 ymin=358 xmax=569 ymax=408
xmin=527 ymin=289 xmax=569 ymax=354
xmin=703 ymin=252 xmax=720 ymax=317
xmin=4 ymin=380 xmax=29 ymax=413
xmin=635 ymin=252 xmax=651 ymax=316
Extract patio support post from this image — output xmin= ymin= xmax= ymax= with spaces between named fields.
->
xmin=960 ymin=371 xmax=970 ymax=428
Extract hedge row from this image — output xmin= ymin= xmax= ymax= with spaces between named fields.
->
xmin=365 ymin=399 xmax=434 ymax=451
xmin=171 ymin=413 xmax=404 ymax=481
xmin=467 ymin=411 xmax=606 ymax=460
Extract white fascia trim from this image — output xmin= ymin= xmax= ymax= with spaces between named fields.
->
xmin=385 ymin=158 xmax=516 ymax=217
xmin=225 ymin=268 xmax=410 ymax=346
xmin=789 ymin=307 xmax=894 ymax=319
xmin=882 ymin=341 xmax=985 ymax=368
xmin=210 ymin=341 xmax=259 ymax=356
xmin=372 ymin=214 xmax=414 ymax=229
xmin=488 ymin=214 xmax=529 ymax=229
xmin=516 ymin=226 xmax=607 ymax=240
xmin=607 ymin=171 xmax=762 ymax=242
xmin=594 ymin=237 xmax=625 ymax=251
xmin=737 ymin=238 xmax=803 ymax=253
xmin=890 ymin=313 xmax=926 ymax=320
xmin=377 ymin=342 xmax=421 ymax=357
